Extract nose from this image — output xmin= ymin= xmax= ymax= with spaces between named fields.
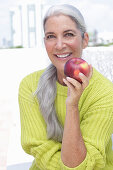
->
xmin=55 ymin=37 xmax=66 ymax=50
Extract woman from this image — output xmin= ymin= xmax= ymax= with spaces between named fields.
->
xmin=18 ymin=4 xmax=113 ymax=170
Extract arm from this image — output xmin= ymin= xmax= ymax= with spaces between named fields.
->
xmin=61 ymin=105 xmax=87 ymax=168
xmin=60 ymin=67 xmax=113 ymax=170
xmin=60 ymin=106 xmax=113 ymax=170
xmin=61 ymin=68 xmax=92 ymax=168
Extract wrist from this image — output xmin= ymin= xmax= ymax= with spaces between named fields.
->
xmin=66 ymin=104 xmax=79 ymax=115
xmin=66 ymin=104 xmax=78 ymax=110
xmin=66 ymin=98 xmax=79 ymax=109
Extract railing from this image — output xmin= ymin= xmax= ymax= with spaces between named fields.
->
xmin=83 ymin=47 xmax=113 ymax=82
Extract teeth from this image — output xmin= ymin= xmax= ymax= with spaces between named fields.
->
xmin=56 ymin=54 xmax=70 ymax=58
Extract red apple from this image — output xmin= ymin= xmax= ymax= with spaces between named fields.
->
xmin=64 ymin=58 xmax=90 ymax=83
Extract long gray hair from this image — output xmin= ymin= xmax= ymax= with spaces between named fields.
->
xmin=35 ymin=4 xmax=87 ymax=142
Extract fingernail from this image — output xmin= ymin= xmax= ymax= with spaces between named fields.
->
xmin=63 ymin=78 xmax=66 ymax=82
xmin=79 ymin=73 xmax=83 ymax=76
xmin=66 ymin=77 xmax=71 ymax=80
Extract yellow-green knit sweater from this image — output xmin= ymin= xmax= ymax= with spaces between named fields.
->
xmin=18 ymin=68 xmax=113 ymax=170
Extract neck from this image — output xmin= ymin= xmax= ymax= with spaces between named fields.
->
xmin=57 ymin=70 xmax=66 ymax=86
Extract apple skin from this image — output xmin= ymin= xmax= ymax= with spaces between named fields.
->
xmin=64 ymin=58 xmax=90 ymax=83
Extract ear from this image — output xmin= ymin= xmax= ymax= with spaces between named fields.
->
xmin=82 ymin=32 xmax=89 ymax=49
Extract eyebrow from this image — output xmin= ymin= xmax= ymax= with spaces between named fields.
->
xmin=45 ymin=29 xmax=77 ymax=36
xmin=45 ymin=32 xmax=55 ymax=36
xmin=63 ymin=30 xmax=76 ymax=34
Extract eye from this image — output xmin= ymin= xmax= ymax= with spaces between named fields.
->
xmin=64 ymin=33 xmax=75 ymax=37
xmin=45 ymin=35 xmax=56 ymax=40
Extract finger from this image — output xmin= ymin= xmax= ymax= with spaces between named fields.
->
xmin=63 ymin=78 xmax=77 ymax=94
xmin=63 ymin=78 xmax=74 ymax=89
xmin=66 ymin=77 xmax=82 ymax=90
xmin=78 ymin=65 xmax=93 ymax=89
xmin=79 ymin=73 xmax=89 ymax=88
xmin=88 ymin=65 xmax=93 ymax=80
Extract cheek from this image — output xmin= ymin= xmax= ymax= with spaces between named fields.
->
xmin=68 ymin=40 xmax=80 ymax=50
xmin=70 ymin=39 xmax=83 ymax=50
xmin=45 ymin=42 xmax=54 ymax=54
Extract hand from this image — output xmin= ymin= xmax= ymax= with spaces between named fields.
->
xmin=63 ymin=65 xmax=93 ymax=107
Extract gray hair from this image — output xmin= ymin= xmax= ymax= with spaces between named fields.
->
xmin=35 ymin=64 xmax=63 ymax=142
xmin=35 ymin=4 xmax=86 ymax=142
xmin=43 ymin=4 xmax=86 ymax=37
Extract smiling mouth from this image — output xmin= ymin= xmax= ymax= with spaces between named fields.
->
xmin=55 ymin=53 xmax=72 ymax=58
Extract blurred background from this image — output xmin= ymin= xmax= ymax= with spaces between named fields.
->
xmin=1 ymin=0 xmax=113 ymax=48
xmin=0 ymin=0 xmax=113 ymax=170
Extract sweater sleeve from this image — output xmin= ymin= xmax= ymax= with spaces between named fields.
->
xmin=18 ymin=76 xmax=62 ymax=170
xmin=60 ymin=109 xmax=113 ymax=170
xmin=60 ymin=109 xmax=113 ymax=169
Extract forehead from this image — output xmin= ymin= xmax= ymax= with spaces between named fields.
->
xmin=44 ymin=14 xmax=77 ymax=32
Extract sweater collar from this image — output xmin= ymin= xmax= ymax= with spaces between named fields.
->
xmin=56 ymin=81 xmax=68 ymax=97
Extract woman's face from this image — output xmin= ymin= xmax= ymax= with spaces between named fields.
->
xmin=44 ymin=14 xmax=89 ymax=83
